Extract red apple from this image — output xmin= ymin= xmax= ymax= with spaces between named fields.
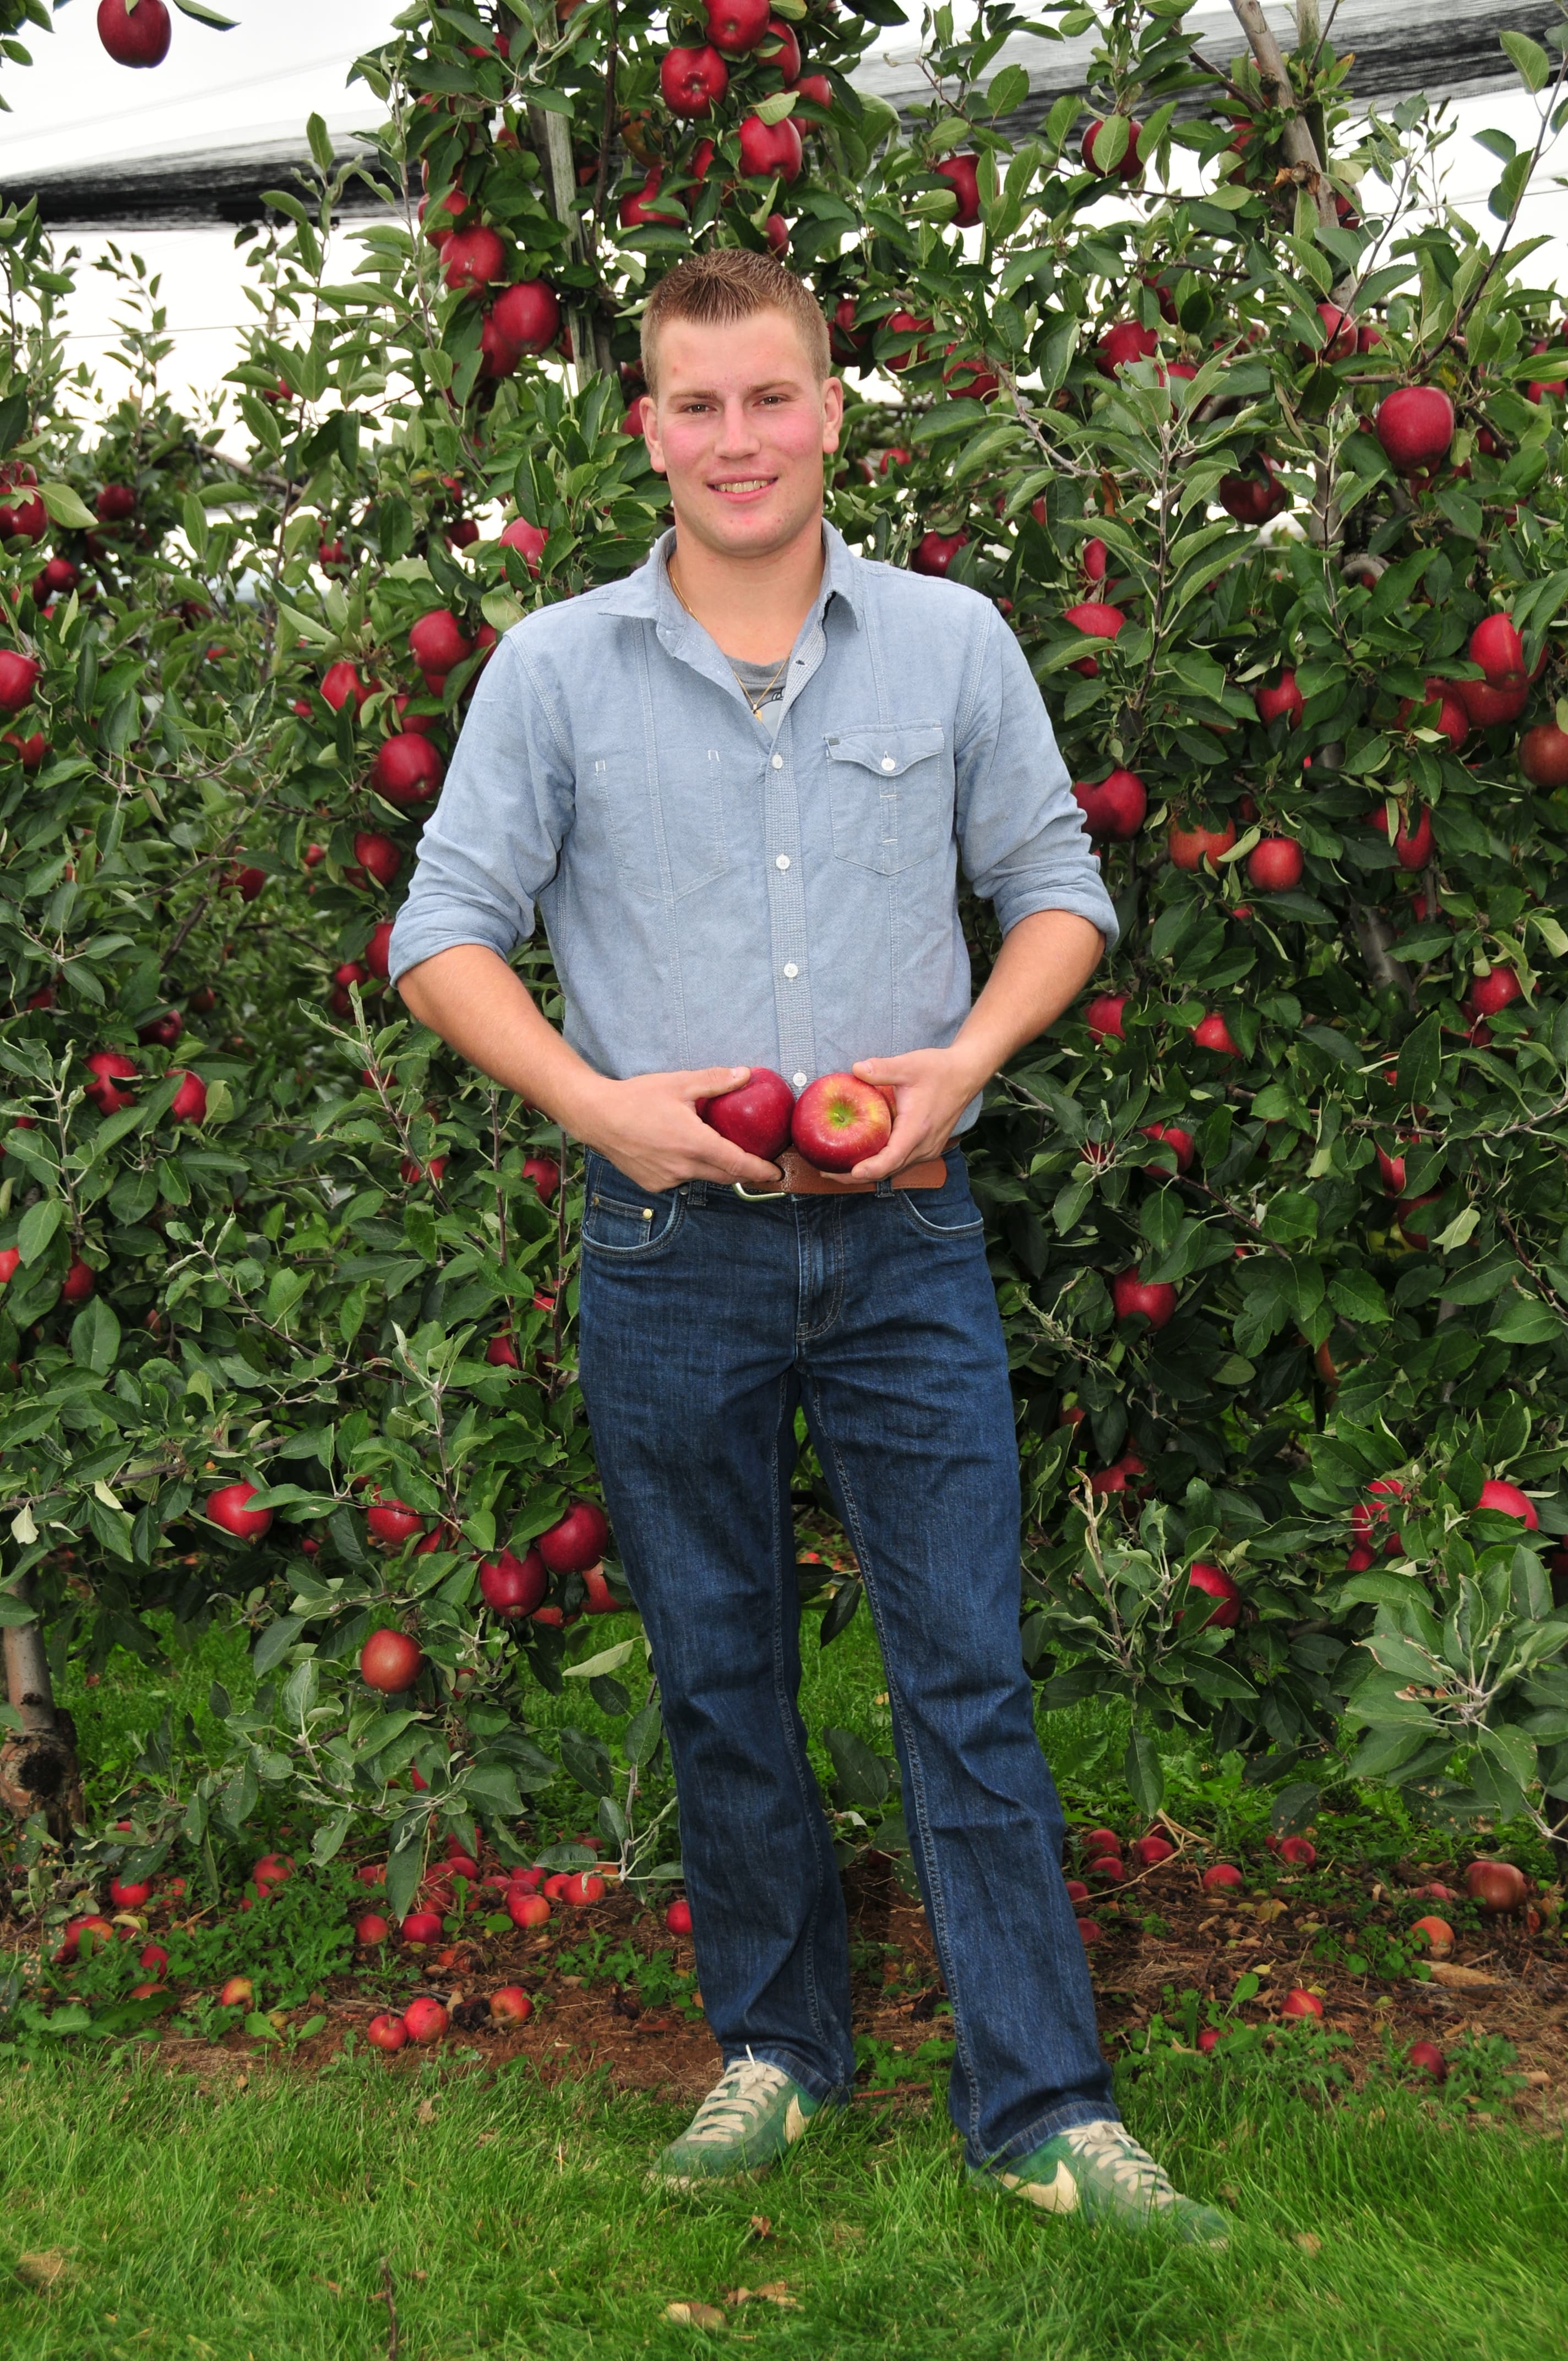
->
xmin=1520 ymin=722 xmax=1568 ymax=787
xmin=96 ymin=483 xmax=136 ymax=521
xmin=360 ymin=1628 xmax=423 ymax=1692
xmin=1477 ymin=1477 xmax=1537 ymax=1527
xmin=1196 ymin=2028 xmax=1222 ymax=2054
xmin=507 ymin=1888 xmax=551 ymax=1929
xmin=1168 ymin=819 xmax=1237 ymax=871
xmin=355 ymin=1913 xmax=391 ymax=1945
xmin=138 ymin=1941 xmax=169 ymax=1972
xmin=1112 ymin=1269 xmax=1177 ymax=1329
xmin=1073 ymin=768 xmax=1146 ymax=841
xmin=97 ymin=0 xmax=170 ymax=67
xmin=218 ymin=1974 xmax=253 ymax=2008
xmin=881 ymin=311 xmax=933 ymax=372
xmin=1096 ymin=320 xmax=1159 ymax=378
xmin=1061 ymin=601 xmax=1125 ymax=676
xmin=1370 ymin=804 xmax=1435 ymax=872
xmin=661 ymin=43 xmax=727 ymax=116
xmin=1255 ymin=672 xmax=1304 ymax=728
xmin=562 ymin=1872 xmax=606 ymax=1907
xmin=3 ymin=730 xmax=47 ymax=769
xmin=537 ymin=1502 xmax=611 ymax=1574
xmin=490 ymin=1984 xmax=533 ymax=2026
xmin=443 ymin=226 xmax=506 ymax=292
xmin=1190 ymin=1012 xmax=1239 ymax=1055
xmin=698 ymin=1067 xmax=794 ymax=1159
xmin=1081 ymin=116 xmax=1143 ymax=178
xmin=137 ymin=1009 xmax=183 ymax=1047
xmin=366 ymin=1498 xmax=425 ymax=1547
xmin=737 ymin=113 xmax=802 ymax=181
xmin=408 ymin=611 xmax=472 ymax=674
xmin=486 ymin=1334 xmax=520 ymax=1368
xmin=1407 ymin=2039 xmax=1447 ymax=2081
xmin=206 ymin=1481 xmax=273 ymax=1542
xmin=365 ymin=921 xmax=394 ymax=982
xmin=912 ymin=529 xmax=968 ymax=577
xmin=705 ymin=0 xmax=769 ymax=45
xmin=400 ymin=1911 xmax=444 ymax=1949
xmin=934 ymin=152 xmax=982 ymax=226
xmin=499 ymin=516 xmax=549 ymax=575
xmin=792 ymin=1072 xmax=893 ymax=1172
xmin=1398 ymin=678 xmax=1469 ymax=751
xmin=252 ymin=1853 xmax=293 ymax=1894
xmin=478 ymin=1547 xmax=549 ymax=1618
xmin=1086 ymin=994 xmax=1127 ymax=1043
xmin=491 ymin=280 xmax=560 ymax=360
xmin=1281 ymin=1988 xmax=1324 ymax=2019
xmin=1457 ymin=676 xmax=1529 ymax=728
xmin=1246 ymin=836 xmax=1304 ymax=891
xmin=170 ymin=1070 xmax=206 ymax=1125
xmin=1352 ymin=1476 xmax=1404 ymax=1544
xmin=1201 ymin=1864 xmax=1243 ymax=1893
xmin=1140 ymin=1123 xmax=1194 ymax=1174
xmin=373 ymin=734 xmax=445 ymax=806
xmin=1065 ymin=1879 xmax=1090 ymax=1905
xmin=1133 ymin=1835 xmax=1175 ymax=1868
xmin=322 ymin=660 xmax=374 ymax=713
xmin=760 ymin=16 xmax=801 ymax=79
xmin=1409 ymin=1914 xmax=1453 ymax=1956
xmin=619 ymin=168 xmax=684 ymax=229
xmin=367 ymin=2013 xmax=408 ymax=2052
xmin=791 ymin=73 xmax=832 ymax=113
xmin=352 ymin=832 xmax=402 ymax=890
xmin=1375 ymin=386 xmax=1455 ymax=476
xmin=109 ymin=1875 xmax=153 ymax=1908
xmin=1218 ymin=458 xmax=1288 ymax=525
xmin=1466 ymin=1859 xmax=1527 ymax=1912
xmin=1469 ymin=612 xmax=1526 ymax=689
xmin=665 ymin=1898 xmax=693 ymax=1935
xmin=402 ymin=1996 xmax=449 ymax=2042
xmin=58 ymin=1257 xmax=95 ymax=1307
xmin=1467 ymin=965 xmax=1523 ymax=1018
xmin=1186 ymin=1560 xmax=1242 ymax=1628
xmin=85 ymin=1049 xmax=139 ymax=1113
xmin=1278 ymin=1836 xmax=1316 ymax=1867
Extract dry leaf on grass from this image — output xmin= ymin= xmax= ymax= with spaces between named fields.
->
xmin=16 ymin=2250 xmax=72 ymax=2291
xmin=1294 ymin=2232 xmax=1322 ymax=2256
xmin=666 ymin=2299 xmax=727 ymax=2328
xmin=748 ymin=2215 xmax=772 ymax=2240
xmin=1428 ymin=1963 xmax=1497 ymax=1990
xmin=416 ymin=2098 xmax=437 ymax=2124
xmin=725 ymin=2281 xmax=800 ymax=2309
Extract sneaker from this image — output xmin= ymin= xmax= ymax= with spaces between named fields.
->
xmin=651 ymin=2057 xmax=820 ymax=2189
xmin=969 ymin=2118 xmax=1231 ymax=2246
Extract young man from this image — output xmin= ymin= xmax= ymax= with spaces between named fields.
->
xmin=390 ymin=249 xmax=1227 ymax=2244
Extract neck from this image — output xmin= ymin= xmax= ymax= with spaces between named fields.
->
xmin=667 ymin=510 xmax=826 ymax=662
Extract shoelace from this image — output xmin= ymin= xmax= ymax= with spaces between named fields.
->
xmin=1060 ymin=2121 xmax=1178 ymax=2209
xmin=679 ymin=2058 xmax=792 ymax=2148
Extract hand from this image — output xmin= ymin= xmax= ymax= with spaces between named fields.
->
xmin=579 ymin=1067 xmax=787 ymax=1195
xmin=830 ymin=1046 xmax=990 ymax=1183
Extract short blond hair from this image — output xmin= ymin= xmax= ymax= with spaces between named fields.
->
xmin=640 ymin=248 xmax=832 ymax=402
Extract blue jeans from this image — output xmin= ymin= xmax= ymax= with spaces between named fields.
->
xmin=575 ymin=1145 xmax=1116 ymax=2166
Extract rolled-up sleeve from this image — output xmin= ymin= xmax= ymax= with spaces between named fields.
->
xmin=954 ymin=603 xmax=1119 ymax=951
xmin=387 ymin=631 xmax=575 ymax=987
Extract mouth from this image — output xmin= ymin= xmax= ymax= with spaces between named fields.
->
xmin=710 ymin=476 xmax=777 ymax=501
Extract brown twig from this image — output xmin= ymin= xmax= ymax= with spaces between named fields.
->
xmin=376 ymin=2255 xmax=399 ymax=2360
xmin=592 ymin=0 xmax=620 ymax=234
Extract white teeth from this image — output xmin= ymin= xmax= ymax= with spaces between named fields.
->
xmin=716 ymin=479 xmax=771 ymax=491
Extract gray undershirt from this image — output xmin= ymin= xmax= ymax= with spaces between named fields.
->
xmin=728 ymin=652 xmax=791 ymax=738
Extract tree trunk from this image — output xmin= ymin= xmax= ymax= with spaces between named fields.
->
xmin=0 ymin=1580 xmax=82 ymax=1845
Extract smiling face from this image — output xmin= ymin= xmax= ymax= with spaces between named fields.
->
xmin=641 ymin=307 xmax=843 ymax=568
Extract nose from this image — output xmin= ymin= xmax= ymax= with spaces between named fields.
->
xmin=714 ymin=398 xmax=762 ymax=456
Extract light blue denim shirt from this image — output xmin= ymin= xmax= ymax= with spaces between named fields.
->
xmin=388 ymin=519 xmax=1118 ymax=1133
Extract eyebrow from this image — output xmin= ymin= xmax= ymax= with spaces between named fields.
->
xmin=667 ymin=379 xmax=803 ymax=400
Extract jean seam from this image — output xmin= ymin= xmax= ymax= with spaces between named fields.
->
xmin=766 ymin=1369 xmax=832 ymax=2065
xmin=802 ymin=1373 xmax=986 ymax=2156
xmin=794 ymin=1203 xmax=845 ymax=1344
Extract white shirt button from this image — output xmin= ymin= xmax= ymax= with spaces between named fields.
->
xmin=880 ymin=755 xmax=896 ymax=772
xmin=775 ymin=854 xmax=790 ymax=870
xmin=783 ymin=962 xmax=798 ymax=978
xmin=771 ymin=753 xmax=784 ymax=769
xmin=793 ymin=1072 xmax=808 ymax=1089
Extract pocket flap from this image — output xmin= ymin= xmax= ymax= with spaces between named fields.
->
xmin=824 ymin=723 xmax=946 ymax=778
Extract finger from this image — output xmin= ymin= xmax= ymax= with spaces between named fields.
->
xmin=694 ymin=1138 xmax=785 ymax=1187
xmin=683 ymin=1065 xmax=750 ymax=1102
xmin=851 ymin=1059 xmax=913 ymax=1087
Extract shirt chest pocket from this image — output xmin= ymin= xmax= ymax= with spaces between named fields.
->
xmin=587 ymin=746 xmax=731 ymax=903
xmin=824 ymin=722 xmax=951 ymax=877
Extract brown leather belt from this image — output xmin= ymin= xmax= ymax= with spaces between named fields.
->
xmin=733 ymin=1147 xmax=950 ymax=1199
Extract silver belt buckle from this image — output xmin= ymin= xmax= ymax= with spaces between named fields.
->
xmin=732 ymin=1166 xmax=790 ymax=1202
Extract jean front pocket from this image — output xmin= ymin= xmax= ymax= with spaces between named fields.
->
xmin=895 ymin=1156 xmax=985 ymax=1241
xmin=825 ymin=721 xmax=951 ymax=876
xmin=580 ymin=1171 xmax=687 ymax=1258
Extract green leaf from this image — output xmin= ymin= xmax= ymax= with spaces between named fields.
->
xmin=252 ymin=1615 xmax=304 ymax=1676
xmin=1396 ymin=1014 xmax=1442 ymax=1111
xmin=69 ymin=1296 xmax=121 ymax=1375
xmin=1501 ymin=28 xmax=1550 ymax=90
xmin=824 ymin=1726 xmax=889 ymax=1810
xmin=17 ymin=1196 xmax=63 ymax=1266
xmin=1489 ymin=1293 xmax=1562 ymax=1345
xmin=1123 ymin=1727 xmax=1163 ymax=1822
xmin=562 ymin=1636 xmax=639 ymax=1680
xmin=39 ymin=482 xmax=96 ymax=530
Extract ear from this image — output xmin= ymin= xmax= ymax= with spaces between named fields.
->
xmin=820 ymin=374 xmax=844 ymax=454
xmin=642 ymin=400 xmax=669 ymax=477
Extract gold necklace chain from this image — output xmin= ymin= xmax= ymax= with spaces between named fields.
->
xmin=667 ymin=556 xmax=792 ymax=721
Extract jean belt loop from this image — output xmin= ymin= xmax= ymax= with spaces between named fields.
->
xmin=875 ymin=1175 xmax=895 ymax=1199
xmin=686 ymin=1178 xmax=707 ymax=1207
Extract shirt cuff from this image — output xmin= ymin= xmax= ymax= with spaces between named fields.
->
xmin=993 ymin=884 xmax=1120 ymax=955
xmin=386 ymin=906 xmax=523 ymax=988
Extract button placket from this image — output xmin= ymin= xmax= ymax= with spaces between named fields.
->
xmin=763 ymin=741 xmax=814 ymax=1090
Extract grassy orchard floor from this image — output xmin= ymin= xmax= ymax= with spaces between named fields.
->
xmin=1 ymin=2055 xmax=1565 ymax=2359
xmin=2 ymin=1614 xmax=1562 ymax=2354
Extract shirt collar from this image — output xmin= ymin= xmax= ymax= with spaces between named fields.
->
xmin=595 ymin=515 xmax=863 ymax=629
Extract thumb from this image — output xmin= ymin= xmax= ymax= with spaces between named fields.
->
xmin=852 ymin=1058 xmax=905 ymax=1082
xmin=684 ymin=1065 xmax=750 ymax=1103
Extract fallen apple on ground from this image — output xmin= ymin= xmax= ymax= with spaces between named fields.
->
xmin=402 ymin=1996 xmax=449 ymax=2043
xmin=489 ymin=1985 xmax=533 ymax=2026
xmin=1280 ymin=1989 xmax=1324 ymax=2020
xmin=367 ymin=2013 xmax=409 ymax=2052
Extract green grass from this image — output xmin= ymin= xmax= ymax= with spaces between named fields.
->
xmin=0 ymin=2052 xmax=1561 ymax=2359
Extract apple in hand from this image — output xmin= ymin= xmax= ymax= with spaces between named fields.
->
xmin=698 ymin=1067 xmax=795 ymax=1160
xmin=791 ymin=1073 xmax=894 ymax=1172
